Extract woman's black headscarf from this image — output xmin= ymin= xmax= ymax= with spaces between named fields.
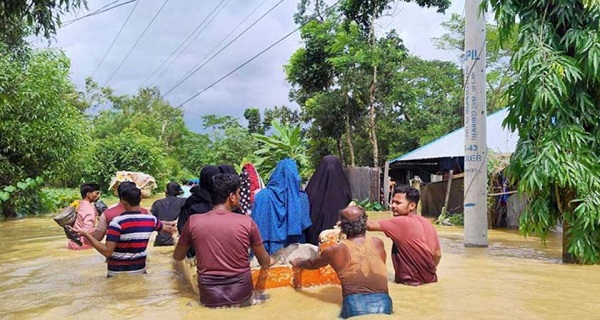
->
xmin=178 ymin=165 xmax=220 ymax=233
xmin=304 ymin=155 xmax=352 ymax=245
xmin=178 ymin=165 xmax=221 ymax=258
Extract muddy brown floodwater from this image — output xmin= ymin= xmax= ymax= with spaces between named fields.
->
xmin=1 ymin=208 xmax=598 ymax=319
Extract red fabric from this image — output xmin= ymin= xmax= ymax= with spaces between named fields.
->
xmin=379 ymin=214 xmax=440 ymax=286
xmin=178 ymin=209 xmax=263 ymax=277
xmin=104 ymin=202 xmax=149 ymax=224
xmin=242 ymin=163 xmax=261 ymax=203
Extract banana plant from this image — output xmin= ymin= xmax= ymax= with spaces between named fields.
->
xmin=251 ymin=120 xmax=311 ymax=181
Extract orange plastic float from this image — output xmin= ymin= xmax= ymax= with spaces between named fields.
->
xmin=178 ymin=229 xmax=344 ymax=294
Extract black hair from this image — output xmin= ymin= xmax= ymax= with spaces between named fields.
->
xmin=393 ymin=185 xmax=420 ymax=206
xmin=117 ymin=181 xmax=137 ymax=199
xmin=210 ymin=174 xmax=240 ymax=205
xmin=339 ymin=207 xmax=368 ymax=238
xmin=120 ymin=186 xmax=141 ymax=206
xmin=80 ymin=183 xmax=100 ymax=199
xmin=166 ymin=181 xmax=182 ymax=196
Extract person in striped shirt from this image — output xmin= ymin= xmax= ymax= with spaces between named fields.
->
xmin=74 ymin=186 xmax=175 ymax=277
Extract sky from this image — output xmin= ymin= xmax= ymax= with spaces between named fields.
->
xmin=38 ymin=0 xmax=464 ymax=132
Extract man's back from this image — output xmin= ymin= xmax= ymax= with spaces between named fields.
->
xmin=106 ymin=211 xmax=162 ymax=275
xmin=336 ymin=237 xmax=388 ymax=297
xmin=151 ymin=196 xmax=186 ymax=221
xmin=180 ymin=209 xmax=262 ymax=277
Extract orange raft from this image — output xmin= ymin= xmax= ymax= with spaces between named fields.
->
xmin=178 ymin=229 xmax=343 ymax=294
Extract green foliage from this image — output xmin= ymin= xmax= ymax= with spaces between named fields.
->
xmin=0 ymin=176 xmax=52 ymax=217
xmin=485 ymin=0 xmax=600 ymax=263
xmin=0 ymin=45 xmax=88 ymax=216
xmin=357 ymin=198 xmax=383 ymax=212
xmin=41 ymin=188 xmax=80 ymax=212
xmin=85 ymin=129 xmax=168 ymax=191
xmin=0 ymin=0 xmax=87 ymax=48
xmin=252 ymin=120 xmax=310 ymax=180
xmin=432 ymin=13 xmax=517 ymax=113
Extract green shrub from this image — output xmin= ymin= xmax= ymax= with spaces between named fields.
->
xmin=357 ymin=198 xmax=384 ymax=212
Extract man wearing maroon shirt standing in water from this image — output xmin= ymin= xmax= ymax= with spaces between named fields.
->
xmin=367 ymin=185 xmax=442 ymax=286
xmin=173 ymin=174 xmax=274 ymax=308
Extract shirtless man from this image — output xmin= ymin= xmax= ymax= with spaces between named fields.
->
xmin=291 ymin=206 xmax=392 ymax=319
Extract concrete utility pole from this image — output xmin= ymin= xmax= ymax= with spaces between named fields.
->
xmin=463 ymin=0 xmax=488 ymax=247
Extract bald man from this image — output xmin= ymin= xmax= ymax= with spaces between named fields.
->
xmin=291 ymin=206 xmax=392 ymax=319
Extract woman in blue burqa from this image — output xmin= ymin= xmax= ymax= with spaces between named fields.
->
xmin=251 ymin=158 xmax=312 ymax=254
xmin=304 ymin=155 xmax=353 ymax=245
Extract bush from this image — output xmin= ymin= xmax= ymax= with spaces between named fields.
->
xmin=357 ymin=198 xmax=384 ymax=212
xmin=41 ymin=188 xmax=80 ymax=213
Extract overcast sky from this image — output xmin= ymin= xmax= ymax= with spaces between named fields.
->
xmin=38 ymin=0 xmax=464 ymax=132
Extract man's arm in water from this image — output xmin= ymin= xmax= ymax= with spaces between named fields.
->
xmin=173 ymin=242 xmax=189 ymax=261
xmin=433 ymin=249 xmax=442 ymax=266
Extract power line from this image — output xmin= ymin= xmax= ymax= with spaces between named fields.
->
xmin=62 ymin=0 xmax=137 ymax=27
xmin=164 ymin=0 xmax=287 ymax=98
xmin=176 ymin=27 xmax=299 ymax=108
xmin=138 ymin=0 xmax=229 ymax=89
xmin=103 ymin=0 xmax=171 ymax=86
xmin=91 ymin=0 xmax=140 ymax=79
xmin=175 ymin=0 xmax=342 ymax=108
xmin=163 ymin=0 xmax=269 ymax=93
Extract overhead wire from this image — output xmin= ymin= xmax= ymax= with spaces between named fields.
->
xmin=138 ymin=0 xmax=229 ymax=89
xmin=103 ymin=0 xmax=171 ymax=86
xmin=91 ymin=0 xmax=140 ymax=79
xmin=62 ymin=0 xmax=137 ymax=27
xmin=174 ymin=0 xmax=342 ymax=108
xmin=163 ymin=0 xmax=287 ymax=98
xmin=162 ymin=0 xmax=270 ymax=94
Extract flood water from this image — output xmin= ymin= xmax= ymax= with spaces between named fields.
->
xmin=1 ymin=203 xmax=599 ymax=319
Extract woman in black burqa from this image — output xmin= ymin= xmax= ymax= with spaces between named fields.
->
xmin=178 ymin=165 xmax=221 ymax=257
xmin=304 ymin=155 xmax=353 ymax=245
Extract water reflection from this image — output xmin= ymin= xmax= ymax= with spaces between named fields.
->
xmin=0 ymin=211 xmax=598 ymax=319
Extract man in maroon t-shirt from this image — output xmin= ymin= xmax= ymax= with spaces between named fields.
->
xmin=174 ymin=173 xmax=274 ymax=308
xmin=367 ymin=185 xmax=441 ymax=286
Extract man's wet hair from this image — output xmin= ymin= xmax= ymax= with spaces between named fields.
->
xmin=120 ymin=186 xmax=141 ymax=207
xmin=166 ymin=181 xmax=182 ymax=196
xmin=80 ymin=183 xmax=100 ymax=199
xmin=118 ymin=181 xmax=137 ymax=199
xmin=211 ymin=174 xmax=240 ymax=205
xmin=340 ymin=206 xmax=368 ymax=238
xmin=393 ymin=185 xmax=420 ymax=206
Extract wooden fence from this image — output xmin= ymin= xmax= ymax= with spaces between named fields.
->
xmin=344 ymin=167 xmax=380 ymax=203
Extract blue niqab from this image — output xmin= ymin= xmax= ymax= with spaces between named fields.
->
xmin=251 ymin=158 xmax=312 ymax=254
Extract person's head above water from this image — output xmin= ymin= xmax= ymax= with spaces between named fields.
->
xmin=339 ymin=205 xmax=368 ymax=238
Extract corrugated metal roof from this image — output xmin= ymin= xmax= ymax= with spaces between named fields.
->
xmin=390 ymin=108 xmax=518 ymax=163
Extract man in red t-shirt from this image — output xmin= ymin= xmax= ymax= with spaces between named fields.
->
xmin=173 ymin=173 xmax=274 ymax=308
xmin=367 ymin=185 xmax=441 ymax=286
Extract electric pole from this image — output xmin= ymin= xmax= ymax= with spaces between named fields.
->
xmin=463 ymin=0 xmax=488 ymax=247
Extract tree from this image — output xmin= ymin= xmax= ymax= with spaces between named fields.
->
xmin=484 ymin=0 xmax=600 ymax=263
xmin=199 ymin=114 xmax=258 ymax=169
xmin=0 ymin=0 xmax=87 ymax=42
xmin=244 ymin=108 xmax=263 ymax=134
xmin=0 ymin=45 xmax=88 ymax=216
xmin=339 ymin=0 xmax=451 ymax=167
xmin=432 ymin=13 xmax=516 ymax=112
